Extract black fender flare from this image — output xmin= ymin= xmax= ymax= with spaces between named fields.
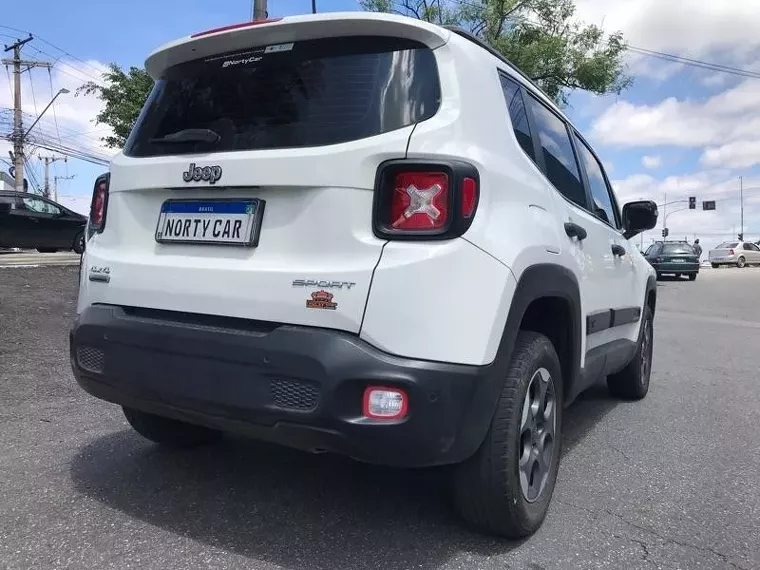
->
xmin=460 ymin=263 xmax=582 ymax=456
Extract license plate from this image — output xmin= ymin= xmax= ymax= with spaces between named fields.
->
xmin=155 ymin=199 xmax=265 ymax=246
xmin=672 ymin=259 xmax=685 ymax=263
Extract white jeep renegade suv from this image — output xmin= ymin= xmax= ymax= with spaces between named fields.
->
xmin=70 ymin=12 xmax=659 ymax=538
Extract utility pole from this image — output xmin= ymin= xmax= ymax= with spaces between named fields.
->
xmin=39 ymin=155 xmax=66 ymax=199
xmin=53 ymin=174 xmax=75 ymax=203
xmin=2 ymin=35 xmax=52 ymax=193
xmin=252 ymin=0 xmax=268 ymax=20
xmin=740 ymin=176 xmax=744 ymax=240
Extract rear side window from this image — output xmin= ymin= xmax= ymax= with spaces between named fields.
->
xmin=499 ymin=75 xmax=535 ymax=161
xmin=717 ymin=242 xmax=738 ymax=249
xmin=573 ymin=134 xmax=618 ymax=228
xmin=525 ymin=96 xmax=586 ymax=208
xmin=124 ymin=36 xmax=440 ymax=157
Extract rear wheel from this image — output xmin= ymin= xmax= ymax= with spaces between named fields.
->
xmin=607 ymin=304 xmax=653 ymax=400
xmin=123 ymin=407 xmax=222 ymax=448
xmin=711 ymin=263 xmax=719 ymax=268
xmin=688 ymin=273 xmax=697 ymax=281
xmin=737 ymin=256 xmax=746 ymax=268
xmin=72 ymin=231 xmax=85 ymax=254
xmin=453 ymin=331 xmax=562 ymax=538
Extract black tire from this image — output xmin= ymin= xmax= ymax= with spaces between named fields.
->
xmin=607 ymin=304 xmax=654 ymax=400
xmin=655 ymin=272 xmax=662 ymax=280
xmin=36 ymin=248 xmax=57 ymax=253
xmin=737 ymin=256 xmax=746 ymax=268
xmin=688 ymin=273 xmax=697 ymax=281
xmin=711 ymin=263 xmax=719 ymax=269
xmin=453 ymin=331 xmax=563 ymax=538
xmin=72 ymin=231 xmax=85 ymax=254
xmin=123 ymin=406 xmax=222 ymax=448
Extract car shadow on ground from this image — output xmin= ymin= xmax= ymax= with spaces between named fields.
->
xmin=69 ymin=384 xmax=621 ymax=570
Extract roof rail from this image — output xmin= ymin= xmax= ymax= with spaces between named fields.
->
xmin=442 ymin=25 xmax=552 ymax=100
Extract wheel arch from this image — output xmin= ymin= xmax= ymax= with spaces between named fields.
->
xmin=475 ymin=263 xmax=582 ymax=429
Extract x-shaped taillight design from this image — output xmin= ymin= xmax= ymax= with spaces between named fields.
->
xmin=401 ymin=183 xmax=444 ymax=221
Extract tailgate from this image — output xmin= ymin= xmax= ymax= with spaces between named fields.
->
xmin=84 ymin=23 xmax=446 ymax=334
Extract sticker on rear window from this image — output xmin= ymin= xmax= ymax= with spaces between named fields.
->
xmin=265 ymin=43 xmax=294 ymax=53
xmin=222 ymin=55 xmax=262 ymax=68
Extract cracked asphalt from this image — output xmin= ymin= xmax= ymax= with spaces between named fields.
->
xmin=1 ymin=265 xmax=759 ymax=570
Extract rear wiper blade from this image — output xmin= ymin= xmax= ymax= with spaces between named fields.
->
xmin=150 ymin=128 xmax=221 ymax=144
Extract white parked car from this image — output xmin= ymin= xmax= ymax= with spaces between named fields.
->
xmin=70 ymin=12 xmax=659 ymax=538
xmin=708 ymin=240 xmax=760 ymax=268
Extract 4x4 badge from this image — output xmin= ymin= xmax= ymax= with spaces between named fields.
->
xmin=182 ymin=163 xmax=223 ymax=185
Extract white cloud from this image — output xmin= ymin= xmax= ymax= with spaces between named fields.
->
xmin=591 ymin=79 xmax=760 ymax=151
xmin=574 ymin=0 xmax=760 ymax=64
xmin=701 ymin=140 xmax=760 ymax=169
xmin=641 ymin=155 xmax=661 ymax=169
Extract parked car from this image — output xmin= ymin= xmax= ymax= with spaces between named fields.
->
xmin=643 ymin=241 xmax=700 ymax=280
xmin=0 ymin=191 xmax=87 ymax=254
xmin=69 ymin=13 xmax=659 ymax=539
xmin=708 ymin=240 xmax=760 ymax=268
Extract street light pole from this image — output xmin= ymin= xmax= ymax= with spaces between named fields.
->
xmin=740 ymin=176 xmax=744 ymax=239
xmin=22 ymin=88 xmax=69 ymax=140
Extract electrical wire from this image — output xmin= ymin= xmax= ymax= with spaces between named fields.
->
xmin=46 ymin=68 xmax=62 ymax=144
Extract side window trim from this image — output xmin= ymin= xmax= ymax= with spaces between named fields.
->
xmin=570 ymin=128 xmax=622 ymax=230
xmin=522 ymin=89 xmax=589 ymax=211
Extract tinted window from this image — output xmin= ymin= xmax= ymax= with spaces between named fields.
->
xmin=717 ymin=242 xmax=739 ymax=249
xmin=526 ymin=96 xmax=586 ymax=208
xmin=125 ymin=36 xmax=440 ymax=157
xmin=662 ymin=243 xmax=694 ymax=255
xmin=22 ymin=197 xmax=61 ymax=215
xmin=574 ymin=134 xmax=618 ymax=227
xmin=499 ymin=75 xmax=535 ymax=161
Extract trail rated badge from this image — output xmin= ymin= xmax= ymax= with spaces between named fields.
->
xmin=306 ymin=290 xmax=337 ymax=310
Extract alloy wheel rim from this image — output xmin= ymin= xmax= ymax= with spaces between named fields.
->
xmin=519 ymin=367 xmax=556 ymax=503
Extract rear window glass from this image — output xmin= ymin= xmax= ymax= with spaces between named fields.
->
xmin=124 ymin=36 xmax=440 ymax=157
xmin=662 ymin=243 xmax=694 ymax=254
xmin=717 ymin=242 xmax=738 ymax=249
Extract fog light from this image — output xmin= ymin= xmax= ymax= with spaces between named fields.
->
xmin=363 ymin=386 xmax=408 ymax=420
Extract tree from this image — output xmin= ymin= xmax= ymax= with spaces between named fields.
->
xmin=76 ymin=64 xmax=154 ymax=149
xmin=361 ymin=0 xmax=632 ymax=106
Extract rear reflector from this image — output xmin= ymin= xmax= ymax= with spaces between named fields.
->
xmin=363 ymin=386 xmax=408 ymax=420
xmin=461 ymin=177 xmax=477 ymax=218
xmin=191 ymin=18 xmax=283 ymax=38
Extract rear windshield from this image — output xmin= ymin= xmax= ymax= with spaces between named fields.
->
xmin=717 ymin=242 xmax=738 ymax=249
xmin=662 ymin=243 xmax=694 ymax=254
xmin=124 ymin=36 xmax=440 ymax=157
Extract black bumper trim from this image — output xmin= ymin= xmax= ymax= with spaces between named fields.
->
xmin=70 ymin=304 xmax=502 ymax=468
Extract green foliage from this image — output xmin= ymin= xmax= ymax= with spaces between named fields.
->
xmin=360 ymin=0 xmax=632 ymax=106
xmin=76 ymin=64 xmax=154 ymax=149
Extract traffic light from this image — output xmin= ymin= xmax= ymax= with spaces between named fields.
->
xmin=738 ymin=233 xmax=744 ymax=241
xmin=689 ymin=196 xmax=696 ymax=209
xmin=662 ymin=228 xmax=669 ymax=238
xmin=702 ymin=200 xmax=716 ymax=211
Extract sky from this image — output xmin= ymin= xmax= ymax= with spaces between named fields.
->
xmin=2 ymin=0 xmax=760 ymax=252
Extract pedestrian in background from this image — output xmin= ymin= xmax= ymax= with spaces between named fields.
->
xmin=693 ymin=238 xmax=702 ymax=261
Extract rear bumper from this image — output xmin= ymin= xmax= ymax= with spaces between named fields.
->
xmin=70 ymin=304 xmax=502 ymax=468
xmin=652 ymin=262 xmax=700 ymax=273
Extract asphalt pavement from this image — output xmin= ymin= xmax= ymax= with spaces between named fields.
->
xmin=1 ymin=266 xmax=758 ymax=570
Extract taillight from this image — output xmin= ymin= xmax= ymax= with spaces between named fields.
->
xmin=88 ymin=173 xmax=109 ymax=239
xmin=372 ymin=160 xmax=480 ymax=240
xmin=655 ymin=257 xmax=663 ymax=263
xmin=729 ymin=249 xmax=735 ymax=255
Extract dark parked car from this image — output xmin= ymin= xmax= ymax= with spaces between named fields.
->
xmin=0 ymin=191 xmax=87 ymax=254
xmin=643 ymin=240 xmax=700 ymax=280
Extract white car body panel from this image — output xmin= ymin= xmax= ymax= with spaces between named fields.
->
xmin=77 ymin=12 xmax=654 ymax=369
